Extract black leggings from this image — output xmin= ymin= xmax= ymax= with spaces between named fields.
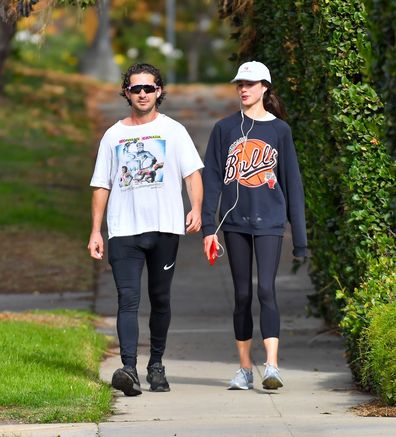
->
xmin=224 ymin=232 xmax=283 ymax=341
xmin=108 ymin=232 xmax=179 ymax=368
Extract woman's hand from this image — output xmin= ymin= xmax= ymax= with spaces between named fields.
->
xmin=203 ymin=234 xmax=219 ymax=261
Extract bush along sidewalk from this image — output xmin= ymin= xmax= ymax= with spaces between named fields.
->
xmin=360 ymin=300 xmax=396 ymax=406
xmin=0 ymin=310 xmax=112 ymax=423
xmin=220 ymin=0 xmax=396 ymax=404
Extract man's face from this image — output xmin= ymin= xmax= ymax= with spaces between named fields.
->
xmin=126 ymin=73 xmax=160 ymax=115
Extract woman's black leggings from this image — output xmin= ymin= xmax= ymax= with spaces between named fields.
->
xmin=108 ymin=232 xmax=179 ymax=368
xmin=224 ymin=232 xmax=283 ymax=341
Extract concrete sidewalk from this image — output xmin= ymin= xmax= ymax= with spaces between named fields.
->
xmin=1 ymin=86 xmax=394 ymax=436
xmin=94 ymin=230 xmax=395 ymax=437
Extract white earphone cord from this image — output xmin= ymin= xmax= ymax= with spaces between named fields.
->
xmin=213 ymin=105 xmax=257 ymax=257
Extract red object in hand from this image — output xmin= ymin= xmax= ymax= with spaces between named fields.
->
xmin=209 ymin=240 xmax=218 ymax=265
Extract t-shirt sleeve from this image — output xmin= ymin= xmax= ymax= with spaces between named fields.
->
xmin=178 ymin=125 xmax=204 ymax=178
xmin=90 ymin=135 xmax=113 ymax=189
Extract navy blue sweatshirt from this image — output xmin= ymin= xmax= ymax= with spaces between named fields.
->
xmin=202 ymin=111 xmax=307 ymax=257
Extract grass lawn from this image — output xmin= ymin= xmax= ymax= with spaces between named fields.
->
xmin=0 ymin=63 xmax=110 ymax=293
xmin=0 ymin=310 xmax=112 ymax=423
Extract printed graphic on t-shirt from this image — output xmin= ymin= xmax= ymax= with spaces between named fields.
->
xmin=116 ymin=136 xmax=165 ymax=190
xmin=224 ymin=137 xmax=278 ymax=189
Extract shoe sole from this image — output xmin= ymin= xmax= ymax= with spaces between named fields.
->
xmin=149 ymin=386 xmax=170 ymax=392
xmin=112 ymin=369 xmax=142 ymax=396
xmin=262 ymin=376 xmax=283 ymax=390
xmin=228 ymin=384 xmax=253 ymax=390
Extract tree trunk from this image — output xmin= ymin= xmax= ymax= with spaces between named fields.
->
xmin=79 ymin=0 xmax=120 ymax=83
xmin=0 ymin=3 xmax=17 ymax=93
xmin=187 ymin=43 xmax=199 ymax=83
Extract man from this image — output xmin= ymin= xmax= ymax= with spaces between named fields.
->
xmin=88 ymin=63 xmax=203 ymax=396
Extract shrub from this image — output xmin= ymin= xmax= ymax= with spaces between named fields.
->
xmin=360 ymin=300 xmax=396 ymax=405
xmin=337 ymin=256 xmax=396 ymax=376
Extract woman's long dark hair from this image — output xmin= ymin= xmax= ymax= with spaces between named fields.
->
xmin=261 ymin=80 xmax=287 ymax=120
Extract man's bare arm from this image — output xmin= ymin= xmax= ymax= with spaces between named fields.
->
xmin=184 ymin=170 xmax=203 ymax=234
xmin=87 ymin=187 xmax=110 ymax=259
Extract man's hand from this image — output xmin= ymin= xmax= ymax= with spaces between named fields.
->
xmin=186 ymin=209 xmax=201 ymax=234
xmin=87 ymin=231 xmax=104 ymax=260
xmin=203 ymin=234 xmax=219 ymax=261
xmin=184 ymin=170 xmax=203 ymax=234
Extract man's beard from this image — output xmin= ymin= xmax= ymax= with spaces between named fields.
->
xmin=133 ymin=101 xmax=156 ymax=115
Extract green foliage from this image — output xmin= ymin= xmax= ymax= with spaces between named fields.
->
xmin=223 ymin=0 xmax=396 ymax=402
xmin=364 ymin=0 xmax=396 ymax=157
xmin=336 ymin=256 xmax=395 ymax=355
xmin=109 ymin=0 xmax=236 ymax=83
xmin=11 ymin=1 xmax=237 ymax=82
xmin=0 ymin=310 xmax=112 ymax=422
xmin=56 ymin=0 xmax=96 ymax=7
xmin=11 ymin=27 xmax=88 ymax=74
xmin=360 ymin=301 xmax=396 ymax=405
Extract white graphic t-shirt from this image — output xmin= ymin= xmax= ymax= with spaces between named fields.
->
xmin=90 ymin=114 xmax=204 ymax=238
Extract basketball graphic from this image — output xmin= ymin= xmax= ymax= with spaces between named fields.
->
xmin=224 ymin=138 xmax=278 ymax=188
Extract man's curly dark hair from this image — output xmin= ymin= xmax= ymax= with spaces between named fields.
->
xmin=120 ymin=63 xmax=167 ymax=108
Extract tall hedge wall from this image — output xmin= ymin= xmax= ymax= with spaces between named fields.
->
xmin=364 ymin=0 xmax=396 ymax=158
xmin=221 ymin=0 xmax=395 ymax=386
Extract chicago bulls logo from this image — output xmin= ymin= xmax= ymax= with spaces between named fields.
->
xmin=224 ymin=138 xmax=278 ymax=189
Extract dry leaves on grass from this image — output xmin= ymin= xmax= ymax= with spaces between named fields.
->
xmin=0 ymin=311 xmax=83 ymax=328
xmin=351 ymin=399 xmax=396 ymax=417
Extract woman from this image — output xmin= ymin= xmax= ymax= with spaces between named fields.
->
xmin=202 ymin=61 xmax=307 ymax=390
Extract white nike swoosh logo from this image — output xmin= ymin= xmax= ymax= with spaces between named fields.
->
xmin=163 ymin=262 xmax=175 ymax=271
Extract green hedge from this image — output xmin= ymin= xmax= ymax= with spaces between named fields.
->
xmin=360 ymin=300 xmax=396 ymax=405
xmin=221 ymin=0 xmax=395 ymax=399
xmin=364 ymin=0 xmax=396 ymax=158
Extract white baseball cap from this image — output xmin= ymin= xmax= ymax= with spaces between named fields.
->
xmin=231 ymin=61 xmax=271 ymax=83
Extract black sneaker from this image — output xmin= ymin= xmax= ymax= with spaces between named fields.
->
xmin=112 ymin=366 xmax=142 ymax=396
xmin=146 ymin=362 xmax=170 ymax=392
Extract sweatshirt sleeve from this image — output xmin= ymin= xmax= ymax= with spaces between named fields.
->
xmin=201 ymin=123 xmax=224 ymax=237
xmin=277 ymin=124 xmax=308 ymax=257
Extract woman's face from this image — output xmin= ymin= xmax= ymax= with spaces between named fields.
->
xmin=236 ymin=80 xmax=267 ymax=107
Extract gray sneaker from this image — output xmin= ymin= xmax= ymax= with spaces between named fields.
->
xmin=262 ymin=364 xmax=283 ymax=389
xmin=228 ymin=368 xmax=253 ymax=390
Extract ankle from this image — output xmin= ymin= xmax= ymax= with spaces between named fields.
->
xmin=148 ymin=358 xmax=162 ymax=368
